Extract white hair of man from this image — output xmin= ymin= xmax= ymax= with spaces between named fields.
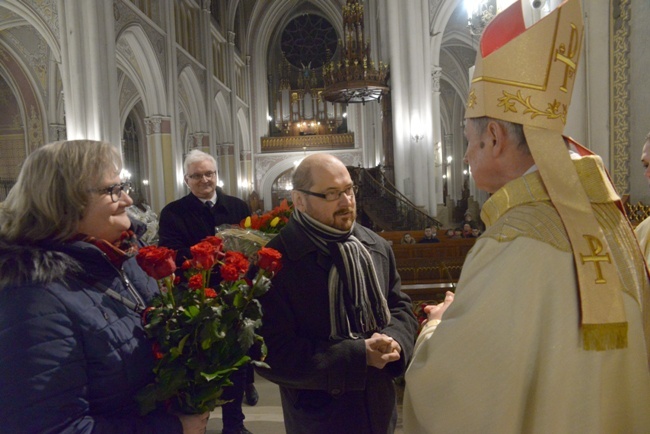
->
xmin=183 ymin=149 xmax=217 ymax=175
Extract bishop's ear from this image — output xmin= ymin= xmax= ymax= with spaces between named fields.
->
xmin=487 ymin=120 xmax=508 ymax=156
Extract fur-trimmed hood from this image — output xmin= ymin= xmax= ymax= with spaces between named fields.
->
xmin=0 ymin=240 xmax=81 ymax=291
xmin=0 ymin=216 xmax=150 ymax=291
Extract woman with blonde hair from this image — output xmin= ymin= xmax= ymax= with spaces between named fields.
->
xmin=0 ymin=140 xmax=207 ymax=434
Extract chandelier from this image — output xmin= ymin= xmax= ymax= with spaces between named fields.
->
xmin=322 ymin=0 xmax=389 ymax=104
xmin=467 ymin=0 xmax=497 ymax=36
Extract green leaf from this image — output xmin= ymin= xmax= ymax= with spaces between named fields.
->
xmin=185 ymin=304 xmax=200 ymax=318
xmin=237 ymin=318 xmax=257 ymax=350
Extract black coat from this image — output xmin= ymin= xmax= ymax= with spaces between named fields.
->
xmin=258 ymin=218 xmax=418 ymax=434
xmin=158 ymin=188 xmax=249 ymax=264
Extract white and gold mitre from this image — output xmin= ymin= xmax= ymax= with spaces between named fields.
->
xmin=467 ymin=0 xmax=631 ymax=352
xmin=466 ymin=0 xmax=582 ymax=131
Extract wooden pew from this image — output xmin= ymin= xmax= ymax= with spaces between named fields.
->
xmin=377 ymin=230 xmax=477 ymax=303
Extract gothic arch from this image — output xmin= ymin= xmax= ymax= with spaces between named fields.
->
xmin=115 ymin=24 xmax=167 ymax=117
xmin=0 ymin=42 xmax=47 ymax=152
xmin=213 ymin=91 xmax=232 ymax=144
xmin=259 ymin=155 xmax=304 ymax=209
xmin=247 ymin=0 xmax=343 ymax=151
xmin=118 ymin=73 xmax=144 ymax=132
xmin=0 ymin=1 xmax=61 ymax=63
xmin=430 ymin=0 xmax=465 ymax=65
xmin=237 ymin=108 xmax=250 ymax=152
xmin=178 ymin=65 xmax=208 ymax=136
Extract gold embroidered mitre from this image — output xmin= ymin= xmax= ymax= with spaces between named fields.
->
xmin=466 ymin=0 xmax=581 ymax=129
xmin=467 ymin=0 xmax=628 ymax=351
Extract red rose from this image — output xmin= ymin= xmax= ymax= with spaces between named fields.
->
xmin=137 ymin=246 xmax=177 ymax=280
xmin=190 ymin=241 xmax=219 ymax=270
xmin=202 ymin=236 xmax=224 ymax=251
xmin=220 ymin=263 xmax=240 ymax=282
xmin=224 ymin=251 xmax=249 ymax=274
xmin=181 ymin=260 xmax=192 ymax=270
xmin=152 ymin=342 xmax=164 ymax=360
xmin=204 ymin=288 xmax=217 ymax=298
xmin=257 ymin=247 xmax=282 ymax=274
xmin=188 ymin=273 xmax=204 ymax=289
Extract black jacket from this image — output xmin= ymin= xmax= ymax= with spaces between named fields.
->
xmin=158 ymin=188 xmax=249 ymax=264
xmin=258 ymin=218 xmax=418 ymax=434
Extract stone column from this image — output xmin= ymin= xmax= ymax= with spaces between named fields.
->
xmin=224 ymin=31 xmax=241 ymax=197
xmin=200 ymin=0 xmax=214 ymax=156
xmin=383 ymin=0 xmax=435 ymax=214
xmin=57 ymin=0 xmax=120 ymax=145
xmin=431 ymin=66 xmax=443 ymax=207
xmin=145 ymin=116 xmax=174 ymax=213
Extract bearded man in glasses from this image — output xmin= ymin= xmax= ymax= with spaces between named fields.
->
xmin=257 ymin=153 xmax=418 ymax=434
xmin=157 ymin=148 xmax=255 ymax=434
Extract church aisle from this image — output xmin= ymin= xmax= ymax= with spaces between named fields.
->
xmin=206 ymin=375 xmax=404 ymax=433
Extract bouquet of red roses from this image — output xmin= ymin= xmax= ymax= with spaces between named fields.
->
xmin=135 ymin=235 xmax=282 ymax=415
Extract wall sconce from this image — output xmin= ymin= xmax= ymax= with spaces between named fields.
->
xmin=120 ymin=168 xmax=132 ymax=181
xmin=412 ymin=134 xmax=425 ymax=143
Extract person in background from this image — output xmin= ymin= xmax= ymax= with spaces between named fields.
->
xmin=463 ymin=210 xmax=478 ymax=229
xmin=158 ymin=149 xmax=256 ymax=434
xmin=400 ymin=233 xmax=416 ymax=244
xmin=403 ymin=1 xmax=650 ymax=432
xmin=634 ymin=132 xmax=650 ymax=265
xmin=418 ymin=226 xmax=440 ymax=243
xmin=0 ymin=140 xmax=208 ymax=434
xmin=461 ymin=223 xmax=475 ymax=238
xmin=257 ymin=153 xmax=418 ymax=434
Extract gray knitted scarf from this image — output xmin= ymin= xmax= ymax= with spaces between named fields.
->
xmin=292 ymin=209 xmax=390 ymax=339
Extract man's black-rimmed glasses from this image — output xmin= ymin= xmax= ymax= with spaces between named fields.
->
xmin=295 ymin=185 xmax=358 ymax=202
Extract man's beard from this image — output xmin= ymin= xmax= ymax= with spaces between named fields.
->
xmin=332 ymin=207 xmax=356 ymax=230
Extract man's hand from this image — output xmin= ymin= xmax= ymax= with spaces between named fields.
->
xmin=365 ymin=332 xmax=401 ymax=369
xmin=424 ymin=291 xmax=455 ymax=322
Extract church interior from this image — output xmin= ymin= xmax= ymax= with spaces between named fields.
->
xmin=3 ymin=0 xmax=649 ymax=231
xmin=1 ymin=0 xmax=649 ymax=431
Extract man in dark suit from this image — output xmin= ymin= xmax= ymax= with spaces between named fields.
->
xmin=158 ymin=149 xmax=250 ymax=265
xmin=158 ymin=149 xmax=256 ymax=434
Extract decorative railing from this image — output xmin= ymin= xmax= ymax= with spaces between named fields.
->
xmin=626 ymin=200 xmax=650 ymax=226
xmin=350 ymin=166 xmax=443 ymax=231
xmin=261 ymin=133 xmax=354 ymax=153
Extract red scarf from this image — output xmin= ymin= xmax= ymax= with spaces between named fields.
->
xmin=69 ymin=230 xmax=139 ymax=268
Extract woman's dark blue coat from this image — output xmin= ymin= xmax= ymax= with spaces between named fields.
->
xmin=0 ymin=235 xmax=181 ymax=434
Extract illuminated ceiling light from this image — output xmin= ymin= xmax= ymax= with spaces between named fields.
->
xmin=120 ymin=168 xmax=132 ymax=180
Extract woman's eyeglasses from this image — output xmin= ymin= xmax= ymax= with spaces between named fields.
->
xmin=93 ymin=182 xmax=132 ymax=202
